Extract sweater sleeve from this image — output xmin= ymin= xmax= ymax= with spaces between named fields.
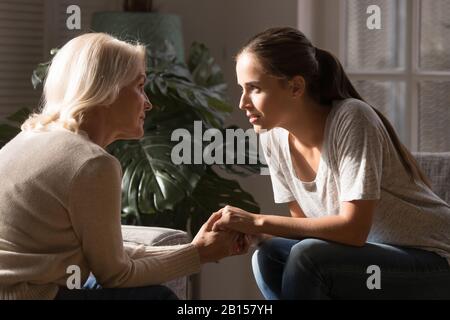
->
xmin=67 ymin=155 xmax=200 ymax=288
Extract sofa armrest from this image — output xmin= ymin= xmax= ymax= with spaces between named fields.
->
xmin=121 ymin=225 xmax=190 ymax=246
xmin=121 ymin=225 xmax=191 ymax=300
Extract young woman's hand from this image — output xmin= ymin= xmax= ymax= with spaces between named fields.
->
xmin=212 ymin=205 xmax=261 ymax=234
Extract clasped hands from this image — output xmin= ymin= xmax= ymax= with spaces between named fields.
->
xmin=192 ymin=205 xmax=264 ymax=264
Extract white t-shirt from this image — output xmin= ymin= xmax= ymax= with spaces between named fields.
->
xmin=260 ymin=98 xmax=450 ymax=263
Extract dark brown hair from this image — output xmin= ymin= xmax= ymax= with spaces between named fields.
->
xmin=238 ymin=27 xmax=430 ymax=187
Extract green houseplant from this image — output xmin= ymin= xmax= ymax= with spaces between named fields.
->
xmin=0 ymin=42 xmax=261 ymax=236
xmin=123 ymin=0 xmax=154 ymax=12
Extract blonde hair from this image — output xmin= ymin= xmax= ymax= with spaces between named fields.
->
xmin=22 ymin=33 xmax=146 ymax=133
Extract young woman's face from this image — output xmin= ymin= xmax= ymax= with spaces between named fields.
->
xmin=236 ymin=52 xmax=293 ymax=133
xmin=108 ymin=66 xmax=152 ymax=140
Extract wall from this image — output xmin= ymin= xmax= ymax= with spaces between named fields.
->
xmin=154 ymin=0 xmax=298 ymax=300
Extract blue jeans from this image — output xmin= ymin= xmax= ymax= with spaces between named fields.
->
xmin=54 ymin=274 xmax=178 ymax=300
xmin=252 ymin=237 xmax=450 ymax=300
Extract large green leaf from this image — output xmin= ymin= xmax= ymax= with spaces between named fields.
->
xmin=0 ymin=124 xmax=21 ymax=148
xmin=145 ymin=42 xmax=233 ymax=129
xmin=108 ymin=130 xmax=205 ymax=217
xmin=189 ymin=167 xmax=260 ymax=236
xmin=146 ymin=64 xmax=232 ymax=129
xmin=188 ymin=42 xmax=227 ymax=97
xmin=6 ymin=107 xmax=32 ymax=124
xmin=216 ymin=125 xmax=266 ymax=176
xmin=30 ymin=49 xmax=57 ymax=89
xmin=0 ymin=107 xmax=31 ymax=148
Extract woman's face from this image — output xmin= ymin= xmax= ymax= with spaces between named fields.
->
xmin=108 ymin=66 xmax=152 ymax=140
xmin=236 ymin=52 xmax=293 ymax=133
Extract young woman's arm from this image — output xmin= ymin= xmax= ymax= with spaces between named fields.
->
xmin=213 ymin=199 xmax=377 ymax=247
xmin=289 ymin=201 xmax=307 ymax=218
xmin=242 ymin=201 xmax=306 ymax=246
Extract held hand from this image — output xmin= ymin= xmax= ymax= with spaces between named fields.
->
xmin=192 ymin=211 xmax=250 ymax=264
xmin=212 ymin=205 xmax=260 ymax=234
xmin=233 ymin=233 xmax=251 ymax=255
xmin=246 ymin=233 xmax=273 ymax=247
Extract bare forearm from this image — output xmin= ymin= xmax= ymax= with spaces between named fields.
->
xmin=214 ymin=203 xmax=374 ymax=247
xmin=256 ymin=214 xmax=367 ymax=246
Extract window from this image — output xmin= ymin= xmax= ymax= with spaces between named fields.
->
xmin=341 ymin=0 xmax=450 ymax=152
xmin=0 ymin=0 xmax=121 ymax=119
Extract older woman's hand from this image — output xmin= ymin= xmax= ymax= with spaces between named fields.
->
xmin=192 ymin=211 xmax=250 ymax=263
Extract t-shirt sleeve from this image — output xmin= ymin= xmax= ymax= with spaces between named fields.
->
xmin=68 ymin=154 xmax=200 ymax=288
xmin=260 ymin=130 xmax=295 ymax=203
xmin=333 ymin=103 xmax=384 ymax=202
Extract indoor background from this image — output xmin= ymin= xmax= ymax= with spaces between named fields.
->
xmin=1 ymin=0 xmax=449 ymax=299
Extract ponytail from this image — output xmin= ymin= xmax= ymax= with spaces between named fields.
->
xmin=315 ymin=47 xmax=431 ymax=188
xmin=239 ymin=27 xmax=431 ymax=188
xmin=314 ymin=48 xmax=363 ymax=104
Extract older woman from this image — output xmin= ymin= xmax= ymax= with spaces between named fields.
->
xmin=0 ymin=33 xmax=246 ymax=300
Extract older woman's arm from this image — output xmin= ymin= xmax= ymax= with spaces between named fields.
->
xmin=68 ymin=154 xmax=201 ymax=288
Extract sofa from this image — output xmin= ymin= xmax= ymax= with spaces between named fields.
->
xmin=120 ymin=152 xmax=450 ymax=300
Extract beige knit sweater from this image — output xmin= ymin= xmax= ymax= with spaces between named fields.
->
xmin=0 ymin=129 xmax=200 ymax=300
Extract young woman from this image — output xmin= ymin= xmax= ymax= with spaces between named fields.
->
xmin=0 ymin=33 xmax=247 ymax=300
xmin=212 ymin=27 xmax=450 ymax=299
